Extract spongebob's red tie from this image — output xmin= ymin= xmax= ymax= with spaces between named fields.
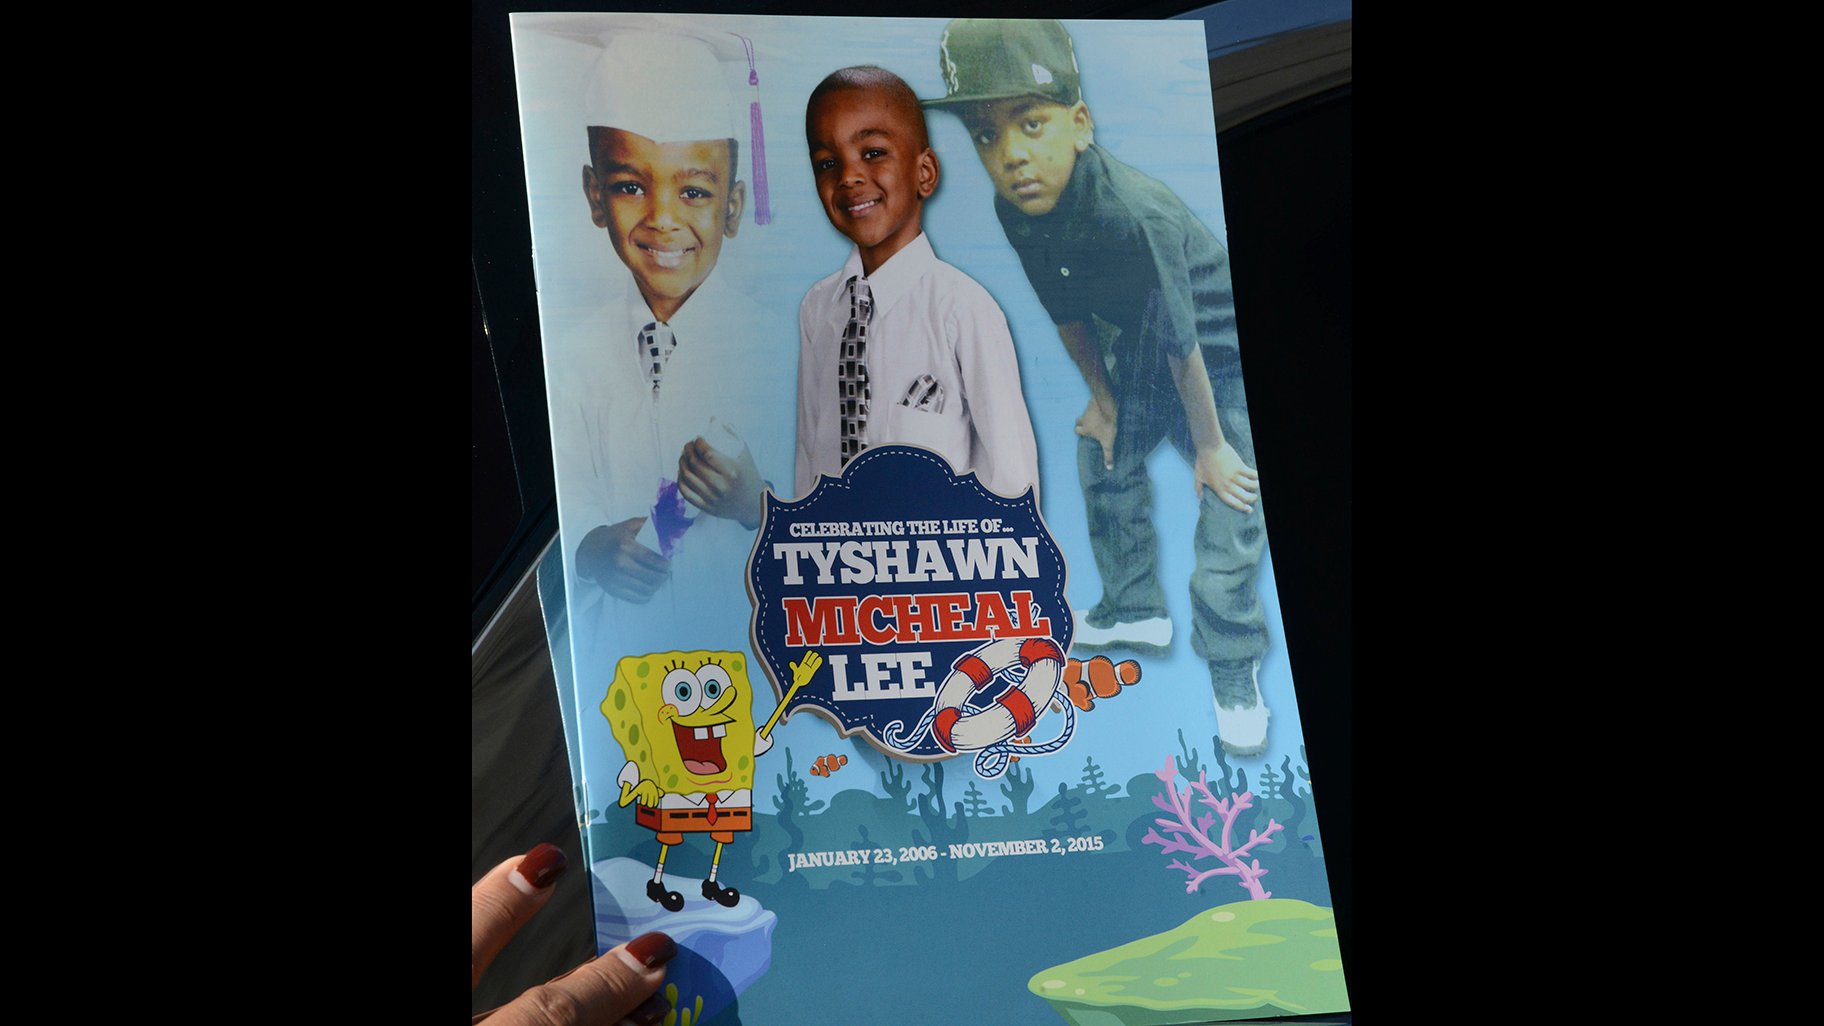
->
xmin=705 ymin=793 xmax=718 ymax=825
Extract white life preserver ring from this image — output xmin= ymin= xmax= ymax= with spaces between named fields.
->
xmin=928 ymin=636 xmax=1064 ymax=753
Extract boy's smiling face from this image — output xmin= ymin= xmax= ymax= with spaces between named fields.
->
xmin=584 ymin=128 xmax=744 ymax=322
xmin=962 ymin=98 xmax=1092 ymax=217
xmin=807 ymin=87 xmax=937 ymax=276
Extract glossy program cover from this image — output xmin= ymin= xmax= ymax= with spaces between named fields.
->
xmin=513 ymin=12 xmax=1348 ymax=1024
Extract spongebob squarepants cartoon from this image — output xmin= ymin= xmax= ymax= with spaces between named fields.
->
xmin=602 ymin=648 xmax=822 ymax=910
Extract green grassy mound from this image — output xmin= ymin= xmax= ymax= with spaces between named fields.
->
xmin=1027 ymin=899 xmax=1348 ymax=1025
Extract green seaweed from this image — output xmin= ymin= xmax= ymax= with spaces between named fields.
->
xmin=661 ymin=982 xmax=705 ymax=1026
xmin=963 ymin=779 xmax=993 ymax=817
xmin=1081 ymin=755 xmax=1119 ymax=799
xmin=880 ymin=760 xmax=913 ymax=811
xmin=1045 ymin=781 xmax=1088 ymax=842
xmin=848 ymin=823 xmax=902 ymax=887
xmin=1001 ymin=760 xmax=1036 ymax=816
xmin=771 ymin=749 xmax=824 ymax=817
xmin=1174 ymin=728 xmax=1202 ymax=783
xmin=1257 ymin=762 xmax=1283 ymax=800
xmin=913 ymin=761 xmax=967 ymax=883
xmin=1275 ymin=753 xmax=1308 ymax=848
xmin=770 ymin=749 xmax=824 ymax=878
xmin=1210 ymin=743 xmax=1246 ymax=797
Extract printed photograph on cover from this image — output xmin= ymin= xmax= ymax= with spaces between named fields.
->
xmin=512 ymin=12 xmax=1347 ymax=1025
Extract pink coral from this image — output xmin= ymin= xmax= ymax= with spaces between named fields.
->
xmin=1141 ymin=756 xmax=1283 ymax=899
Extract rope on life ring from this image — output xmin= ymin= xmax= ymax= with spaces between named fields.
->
xmin=970 ymin=695 xmax=1074 ymax=780
xmin=880 ymin=636 xmax=1076 ymax=779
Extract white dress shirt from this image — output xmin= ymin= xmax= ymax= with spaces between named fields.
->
xmin=546 ymin=268 xmax=794 ymax=664
xmin=794 ymin=233 xmax=1040 ymax=502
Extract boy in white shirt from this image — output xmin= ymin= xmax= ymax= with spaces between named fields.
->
xmin=795 ymin=65 xmax=1039 ymax=502
xmin=554 ymin=29 xmax=786 ymax=628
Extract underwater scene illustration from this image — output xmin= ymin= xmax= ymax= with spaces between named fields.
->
xmin=574 ymin=648 xmax=1346 ymax=1025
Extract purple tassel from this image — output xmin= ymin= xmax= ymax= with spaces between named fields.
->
xmin=650 ymin=479 xmax=697 ymax=558
xmin=739 ymin=33 xmax=771 ymax=226
xmin=750 ymin=102 xmax=770 ymax=225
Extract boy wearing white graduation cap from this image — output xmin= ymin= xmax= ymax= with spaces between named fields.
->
xmin=548 ymin=27 xmax=793 ymax=655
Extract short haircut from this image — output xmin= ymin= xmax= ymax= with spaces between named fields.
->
xmin=805 ymin=66 xmax=930 ymax=151
xmin=587 ymin=127 xmax=741 ymax=186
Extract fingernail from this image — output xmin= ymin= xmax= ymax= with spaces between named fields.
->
xmin=618 ymin=931 xmax=678 ymax=971
xmin=625 ymin=990 xmax=671 ymax=1026
xmin=510 ymin=843 xmax=567 ymax=895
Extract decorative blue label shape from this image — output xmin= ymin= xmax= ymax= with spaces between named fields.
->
xmin=748 ymin=446 xmax=1073 ymax=771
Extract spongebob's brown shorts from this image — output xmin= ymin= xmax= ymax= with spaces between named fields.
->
xmin=637 ymin=804 xmax=753 ymax=845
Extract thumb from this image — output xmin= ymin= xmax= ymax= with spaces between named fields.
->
xmin=482 ymin=932 xmax=677 ymax=1026
xmin=472 ymin=844 xmax=568 ymax=990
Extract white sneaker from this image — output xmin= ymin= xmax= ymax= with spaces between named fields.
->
xmin=1211 ymin=660 xmax=1270 ymax=757
xmin=1072 ymin=610 xmax=1172 ymax=653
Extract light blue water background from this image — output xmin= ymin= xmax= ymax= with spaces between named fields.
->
xmin=512 ymin=12 xmax=1329 ymax=832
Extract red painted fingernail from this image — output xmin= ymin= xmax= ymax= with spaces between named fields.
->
xmin=623 ymin=931 xmax=677 ymax=969
xmin=627 ymin=990 xmax=671 ymax=1026
xmin=512 ymin=843 xmax=567 ymax=894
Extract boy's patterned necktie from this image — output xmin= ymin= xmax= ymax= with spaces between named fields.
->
xmin=638 ymin=321 xmax=677 ymax=396
xmin=839 ymin=276 xmax=873 ymax=466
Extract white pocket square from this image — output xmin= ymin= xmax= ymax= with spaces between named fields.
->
xmin=900 ymin=374 xmax=945 ymax=413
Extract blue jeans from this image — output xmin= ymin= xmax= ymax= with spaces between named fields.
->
xmin=1075 ymin=360 xmax=1267 ymax=665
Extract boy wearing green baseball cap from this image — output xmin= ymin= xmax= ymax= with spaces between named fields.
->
xmin=925 ymin=19 xmax=1271 ymax=756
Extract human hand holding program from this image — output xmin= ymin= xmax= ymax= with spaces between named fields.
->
xmin=472 ymin=843 xmax=676 ymax=1025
